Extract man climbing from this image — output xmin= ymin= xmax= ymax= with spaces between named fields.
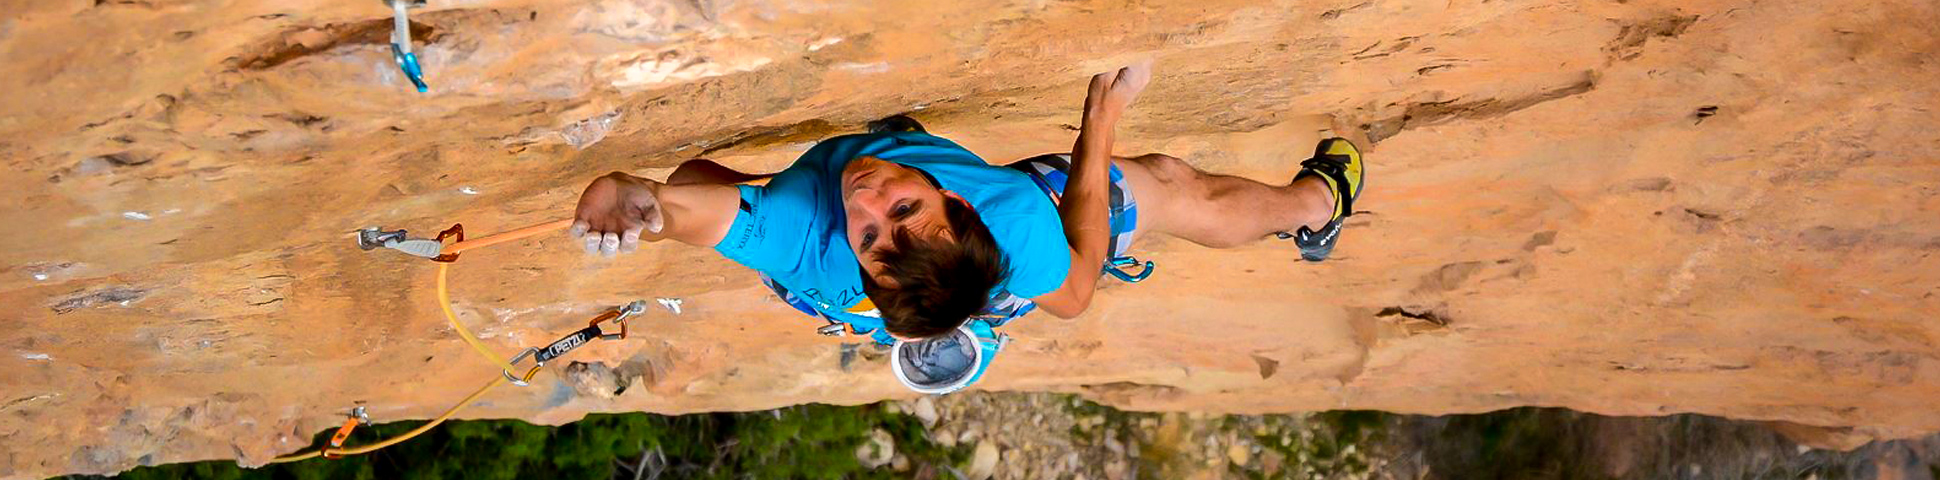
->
xmin=569 ymin=62 xmax=1365 ymax=391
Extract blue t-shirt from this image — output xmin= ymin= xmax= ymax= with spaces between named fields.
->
xmin=712 ymin=132 xmax=1070 ymax=330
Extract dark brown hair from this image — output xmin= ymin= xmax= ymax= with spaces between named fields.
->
xmin=862 ymin=196 xmax=1007 ymax=339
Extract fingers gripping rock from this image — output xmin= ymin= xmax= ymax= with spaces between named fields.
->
xmin=600 ymin=232 xmax=620 ymax=256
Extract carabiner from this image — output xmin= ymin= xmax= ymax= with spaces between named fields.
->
xmin=430 ymin=224 xmax=464 ymax=263
xmin=355 ymin=225 xmax=449 ymax=260
xmin=1103 ymin=256 xmax=1155 ymax=283
xmin=596 ymin=299 xmax=649 ymax=340
xmin=816 ymin=322 xmax=848 ymax=337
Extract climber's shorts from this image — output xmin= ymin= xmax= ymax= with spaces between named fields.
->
xmin=1005 ymin=154 xmax=1140 ymax=260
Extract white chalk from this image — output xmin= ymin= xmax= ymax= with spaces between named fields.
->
xmin=122 ymin=211 xmax=152 ymax=220
xmin=657 ymin=298 xmax=684 ymax=315
xmin=834 ymin=62 xmax=890 ymax=74
xmin=459 ymin=186 xmax=480 ymax=195
xmin=808 ymin=37 xmax=844 ymax=51
xmin=21 ymin=352 xmax=50 ymax=361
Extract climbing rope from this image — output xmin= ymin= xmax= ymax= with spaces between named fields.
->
xmin=268 ymin=376 xmax=509 ymax=463
xmin=270 ymin=219 xmax=630 ymax=463
xmin=436 ymin=262 xmax=519 ymax=377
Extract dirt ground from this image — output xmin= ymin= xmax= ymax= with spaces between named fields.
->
xmin=2 ymin=0 xmax=1938 ymax=477
xmin=903 ymin=392 xmax=1940 ymax=480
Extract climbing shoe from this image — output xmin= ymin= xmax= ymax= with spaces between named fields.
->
xmin=867 ymin=114 xmax=926 ymax=134
xmin=1277 ymin=137 xmax=1364 ymax=262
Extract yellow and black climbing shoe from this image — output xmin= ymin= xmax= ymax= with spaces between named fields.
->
xmin=1276 ymin=137 xmax=1364 ymax=262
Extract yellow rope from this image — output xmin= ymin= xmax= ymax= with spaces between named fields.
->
xmin=267 ymin=261 xmax=536 ymax=464
xmin=437 ymin=263 xmax=520 ymax=375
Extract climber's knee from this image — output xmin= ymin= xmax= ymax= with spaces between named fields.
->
xmin=1114 ymin=153 xmax=1198 ymax=237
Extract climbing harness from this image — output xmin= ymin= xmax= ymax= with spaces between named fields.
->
xmin=271 ymin=219 xmax=630 ymax=463
xmin=384 ymin=0 xmax=429 ymax=92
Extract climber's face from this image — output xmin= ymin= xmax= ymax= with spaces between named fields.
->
xmin=840 ymin=156 xmax=959 ymax=286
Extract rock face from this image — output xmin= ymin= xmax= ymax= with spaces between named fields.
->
xmin=1 ymin=0 xmax=1937 ymax=477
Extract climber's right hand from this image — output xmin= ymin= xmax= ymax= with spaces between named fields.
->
xmin=1084 ymin=59 xmax=1153 ymax=120
xmin=571 ymin=172 xmax=665 ymax=256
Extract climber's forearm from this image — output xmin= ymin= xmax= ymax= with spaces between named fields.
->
xmin=1062 ymin=107 xmax=1117 ymax=260
xmin=1034 ymin=96 xmax=1125 ymax=319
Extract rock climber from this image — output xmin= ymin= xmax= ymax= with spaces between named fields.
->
xmin=568 ymin=62 xmax=1365 ymax=392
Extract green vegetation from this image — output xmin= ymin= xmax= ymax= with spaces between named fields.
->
xmin=72 ymin=403 xmax=965 ymax=480
xmin=60 ymin=399 xmax=1932 ymax=479
xmin=1237 ymin=411 xmax=1386 ymax=479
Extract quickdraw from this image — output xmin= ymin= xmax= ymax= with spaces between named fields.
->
xmin=320 ymin=406 xmax=371 ymax=459
xmin=385 ymin=0 xmax=430 ymax=93
xmin=502 ymin=300 xmax=647 ymax=386
xmin=271 ymin=219 xmax=628 ymax=464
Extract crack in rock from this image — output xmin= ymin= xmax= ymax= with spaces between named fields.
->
xmin=1359 ymin=72 xmax=1598 ymax=143
xmin=50 ymin=287 xmax=149 ymax=314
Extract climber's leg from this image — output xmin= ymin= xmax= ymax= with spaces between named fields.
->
xmin=1113 ymin=153 xmax=1337 ymax=249
xmin=667 ymin=159 xmax=773 ymax=185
